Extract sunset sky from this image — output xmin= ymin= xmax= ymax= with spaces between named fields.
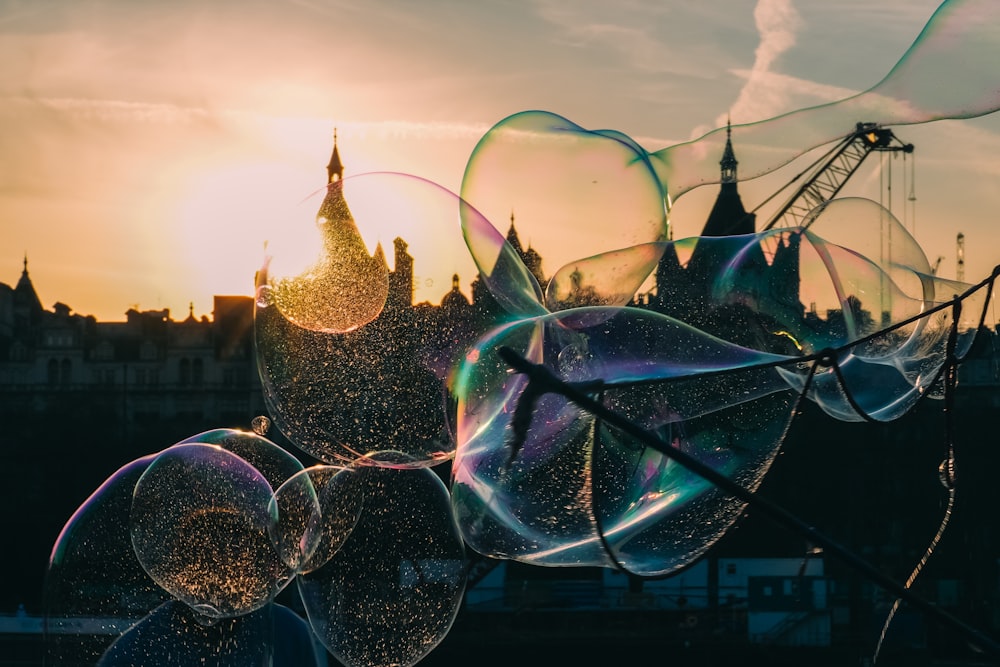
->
xmin=2 ymin=0 xmax=999 ymax=322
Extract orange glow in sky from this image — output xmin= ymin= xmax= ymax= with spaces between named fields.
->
xmin=2 ymin=0 xmax=999 ymax=322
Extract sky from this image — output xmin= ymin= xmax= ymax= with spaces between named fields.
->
xmin=2 ymin=0 xmax=999 ymax=322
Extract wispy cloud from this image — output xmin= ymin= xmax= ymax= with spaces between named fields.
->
xmin=728 ymin=68 xmax=858 ymax=106
xmin=727 ymin=0 xmax=803 ymax=125
xmin=1 ymin=95 xmax=493 ymax=143
xmin=5 ymin=96 xmax=213 ymax=125
xmin=529 ymin=0 xmax=727 ymax=79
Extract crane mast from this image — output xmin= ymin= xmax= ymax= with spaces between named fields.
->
xmin=761 ymin=123 xmax=914 ymax=231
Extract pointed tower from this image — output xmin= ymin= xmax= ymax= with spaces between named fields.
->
xmin=373 ymin=242 xmax=388 ymax=271
xmin=327 ymin=128 xmax=344 ymax=184
xmin=14 ymin=255 xmax=43 ymax=314
xmin=504 ymin=211 xmax=547 ymax=286
xmin=505 ymin=211 xmax=525 ymax=257
xmin=522 ymin=244 xmax=545 ymax=288
xmin=11 ymin=255 xmax=44 ymax=335
xmin=315 ymin=138 xmax=370 ymax=262
xmin=699 ymin=120 xmax=755 ymax=237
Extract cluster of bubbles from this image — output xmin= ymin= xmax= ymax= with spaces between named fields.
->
xmin=45 ymin=1 xmax=1000 ymax=664
xmin=46 ymin=429 xmax=465 ymax=666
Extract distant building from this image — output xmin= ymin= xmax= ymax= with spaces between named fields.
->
xmin=0 ymin=260 xmax=263 ymax=428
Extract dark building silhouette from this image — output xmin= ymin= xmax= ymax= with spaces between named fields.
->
xmin=644 ymin=121 xmax=805 ymax=353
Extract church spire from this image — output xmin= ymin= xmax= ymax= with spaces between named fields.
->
xmin=327 ymin=128 xmax=344 ymax=184
xmin=697 ymin=118 xmax=755 ymax=237
xmin=505 ymin=210 xmax=524 ymax=256
xmin=720 ymin=117 xmax=738 ymax=183
xmin=14 ymin=253 xmax=43 ymax=315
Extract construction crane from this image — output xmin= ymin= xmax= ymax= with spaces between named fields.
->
xmin=760 ymin=122 xmax=914 ymax=232
xmin=931 ymin=256 xmax=945 ymax=276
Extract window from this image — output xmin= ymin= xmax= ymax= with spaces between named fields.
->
xmin=93 ymin=341 xmax=114 ymax=361
xmin=139 ymin=341 xmax=158 ymax=361
xmin=92 ymin=369 xmax=116 ymax=386
xmin=223 ymin=368 xmax=247 ymax=386
xmin=47 ymin=359 xmax=59 ymax=386
xmin=134 ymin=368 xmax=159 ymax=386
xmin=179 ymin=358 xmax=191 ymax=386
xmin=60 ymin=359 xmax=71 ymax=384
xmin=193 ymin=358 xmax=204 ymax=385
xmin=45 ymin=331 xmax=74 ymax=347
xmin=9 ymin=342 xmax=28 ymax=362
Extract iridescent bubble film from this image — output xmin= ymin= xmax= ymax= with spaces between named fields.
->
xmin=298 ymin=459 xmax=466 ymax=667
xmin=45 ymin=456 xmax=171 ymax=665
xmin=451 ymin=307 xmax=797 ymax=576
xmin=650 ymin=0 xmax=1000 ymax=199
xmin=460 ymin=110 xmax=668 ymax=306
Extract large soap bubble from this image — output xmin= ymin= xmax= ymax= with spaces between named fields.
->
xmin=255 ymin=172 xmax=514 ymax=467
xmin=451 ymin=306 xmax=797 ymax=576
xmin=130 ymin=443 xmax=293 ymax=620
xmin=650 ymin=0 xmax=1000 ymax=199
xmin=297 ymin=458 xmax=466 ymax=667
xmin=460 ymin=110 xmax=668 ymax=307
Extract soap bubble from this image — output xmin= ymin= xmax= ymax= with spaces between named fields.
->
xmin=251 ymin=415 xmax=271 ymax=436
xmin=130 ymin=443 xmax=293 ymax=619
xmin=652 ymin=223 xmax=983 ymax=421
xmin=45 ymin=455 xmax=171 ymax=665
xmin=650 ymin=0 xmax=1000 ymax=200
xmin=268 ymin=465 xmax=365 ymax=574
xmin=460 ymin=110 xmax=668 ymax=307
xmin=451 ymin=306 xmax=796 ymax=576
xmin=255 ymin=172 xmax=510 ymax=467
xmin=298 ymin=458 xmax=466 ymax=667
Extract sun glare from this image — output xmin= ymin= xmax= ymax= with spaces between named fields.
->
xmin=174 ymin=160 xmax=319 ymax=302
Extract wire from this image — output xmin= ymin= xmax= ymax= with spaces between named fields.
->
xmin=873 ymin=478 xmax=955 ymax=663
